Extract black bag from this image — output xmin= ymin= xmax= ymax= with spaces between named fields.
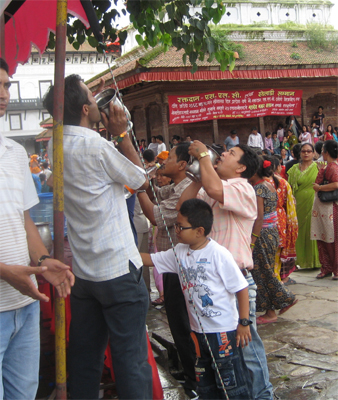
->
xmin=318 ymin=167 xmax=338 ymax=202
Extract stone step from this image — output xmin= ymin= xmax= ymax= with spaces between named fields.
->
xmin=150 ymin=335 xmax=169 ymax=371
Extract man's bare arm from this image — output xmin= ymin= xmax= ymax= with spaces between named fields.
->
xmin=25 ymin=211 xmax=74 ymax=298
xmin=137 ymin=192 xmax=156 ymax=225
xmin=188 ymin=141 xmax=224 ymax=203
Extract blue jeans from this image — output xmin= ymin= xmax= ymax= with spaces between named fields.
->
xmin=192 ymin=331 xmax=253 ymax=399
xmin=0 ymin=301 xmax=40 ymax=400
xmin=69 ymin=262 xmax=153 ymax=400
xmin=242 ymin=273 xmax=273 ymax=400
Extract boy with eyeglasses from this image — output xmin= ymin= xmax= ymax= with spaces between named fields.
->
xmin=141 ymin=199 xmax=253 ymax=400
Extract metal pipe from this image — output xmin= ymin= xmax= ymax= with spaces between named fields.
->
xmin=53 ymin=0 xmax=67 ymax=398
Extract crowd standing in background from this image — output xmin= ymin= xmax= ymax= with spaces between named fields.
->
xmin=1 ymin=56 xmax=338 ymax=400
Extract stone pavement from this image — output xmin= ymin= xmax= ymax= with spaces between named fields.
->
xmin=147 ymin=268 xmax=338 ymax=400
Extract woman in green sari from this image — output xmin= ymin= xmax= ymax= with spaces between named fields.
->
xmin=287 ymin=143 xmax=320 ymax=269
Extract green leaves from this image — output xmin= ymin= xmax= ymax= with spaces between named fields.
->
xmin=48 ymin=1 xmax=237 ymax=74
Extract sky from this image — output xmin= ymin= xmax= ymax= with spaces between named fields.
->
xmin=330 ymin=0 xmax=338 ymax=29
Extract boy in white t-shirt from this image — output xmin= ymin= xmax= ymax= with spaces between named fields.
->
xmin=141 ymin=199 xmax=253 ymax=399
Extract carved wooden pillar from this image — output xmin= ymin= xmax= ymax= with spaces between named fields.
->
xmin=301 ymin=97 xmax=307 ymax=126
xmin=259 ymin=117 xmax=265 ymax=136
xmin=212 ymin=120 xmax=219 ymax=144
xmin=161 ymin=99 xmax=170 ymax=149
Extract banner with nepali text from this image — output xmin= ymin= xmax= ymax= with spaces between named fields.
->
xmin=168 ymin=89 xmax=302 ymax=124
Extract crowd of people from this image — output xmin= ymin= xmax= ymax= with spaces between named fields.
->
xmin=1 ymin=54 xmax=337 ymax=400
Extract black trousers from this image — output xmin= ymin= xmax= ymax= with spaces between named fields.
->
xmin=163 ymin=272 xmax=197 ymax=390
xmin=68 ymin=263 xmax=153 ymax=400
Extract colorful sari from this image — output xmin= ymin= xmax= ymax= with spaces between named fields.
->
xmin=266 ymin=177 xmax=298 ymax=280
xmin=288 ymin=162 xmax=320 ymax=269
xmin=251 ymin=183 xmax=296 ymax=311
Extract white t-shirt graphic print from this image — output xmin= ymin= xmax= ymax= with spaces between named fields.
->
xmin=151 ymin=239 xmax=248 ymax=333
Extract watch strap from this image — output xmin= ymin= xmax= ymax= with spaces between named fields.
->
xmin=37 ymin=255 xmax=51 ymax=266
xmin=198 ymin=151 xmax=209 ymax=161
xmin=238 ymin=318 xmax=253 ymax=326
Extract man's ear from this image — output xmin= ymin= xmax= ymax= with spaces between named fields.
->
xmin=236 ymin=164 xmax=246 ymax=175
xmin=82 ymin=103 xmax=89 ymax=116
xmin=178 ymin=160 xmax=187 ymax=171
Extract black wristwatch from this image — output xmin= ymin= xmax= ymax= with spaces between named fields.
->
xmin=239 ymin=318 xmax=253 ymax=326
xmin=37 ymin=255 xmax=51 ymax=266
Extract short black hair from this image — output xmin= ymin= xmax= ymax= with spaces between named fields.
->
xmin=265 ymin=131 xmax=271 ymax=137
xmin=179 ymin=199 xmax=213 ymax=236
xmin=0 ymin=58 xmax=9 ymax=74
xmin=323 ymin=140 xmax=338 ymax=159
xmin=174 ymin=142 xmax=190 ymax=163
xmin=39 ymin=173 xmax=46 ymax=182
xmin=42 ymin=162 xmax=49 ymax=169
xmin=43 ymin=74 xmax=90 ymax=126
xmin=235 ymin=144 xmax=260 ymax=179
xmin=252 ymin=127 xmax=258 ymax=131
xmin=314 ymin=140 xmax=324 ymax=155
xmin=143 ymin=149 xmax=155 ymax=163
xmin=156 ymin=135 xmax=164 ymax=142
xmin=230 ymin=129 xmax=237 ymax=135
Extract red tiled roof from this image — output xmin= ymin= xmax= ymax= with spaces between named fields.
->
xmin=88 ymin=41 xmax=338 ymax=89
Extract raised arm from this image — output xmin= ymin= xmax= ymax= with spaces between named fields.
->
xmin=176 ymin=181 xmax=202 ymax=210
xmin=187 ymin=141 xmax=224 ymax=204
xmin=101 ymin=103 xmax=149 ymax=190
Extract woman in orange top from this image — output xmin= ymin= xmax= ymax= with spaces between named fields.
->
xmin=30 ymin=154 xmax=41 ymax=174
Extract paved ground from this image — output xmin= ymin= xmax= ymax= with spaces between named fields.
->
xmin=148 ymin=268 xmax=338 ymax=400
xmin=37 ymin=268 xmax=337 ymax=399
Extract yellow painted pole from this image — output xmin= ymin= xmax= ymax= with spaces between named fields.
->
xmin=53 ymin=0 xmax=67 ymax=399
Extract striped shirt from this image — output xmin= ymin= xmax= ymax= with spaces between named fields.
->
xmin=154 ymin=178 xmax=192 ymax=252
xmin=0 ymin=135 xmax=39 ymax=312
xmin=48 ymin=126 xmax=146 ymax=281
xmin=198 ymin=178 xmax=257 ymax=270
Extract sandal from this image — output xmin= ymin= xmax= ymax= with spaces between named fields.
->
xmin=279 ymin=299 xmax=298 ymax=315
xmin=284 ymin=278 xmax=297 ymax=286
xmin=152 ymin=296 xmax=164 ymax=306
xmin=332 ymin=275 xmax=338 ymax=281
xmin=256 ymin=316 xmax=277 ymax=325
xmin=316 ymin=272 xmax=332 ymax=279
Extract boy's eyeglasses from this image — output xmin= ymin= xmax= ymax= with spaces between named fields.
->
xmin=174 ymin=223 xmax=194 ymax=232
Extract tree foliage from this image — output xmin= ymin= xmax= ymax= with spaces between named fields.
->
xmin=47 ymin=0 xmax=238 ymax=73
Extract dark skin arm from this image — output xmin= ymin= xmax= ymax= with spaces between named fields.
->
xmin=188 ymin=141 xmax=224 ymax=203
xmin=236 ymin=287 xmax=252 ymax=348
xmin=251 ymin=196 xmax=264 ymax=249
xmin=137 ymin=192 xmax=157 ymax=226
xmin=25 ymin=211 xmax=74 ymax=298
xmin=101 ymin=103 xmax=149 ymax=190
xmin=1 ymin=212 xmax=75 ymax=302
xmin=141 ymin=253 xmax=153 ymax=266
